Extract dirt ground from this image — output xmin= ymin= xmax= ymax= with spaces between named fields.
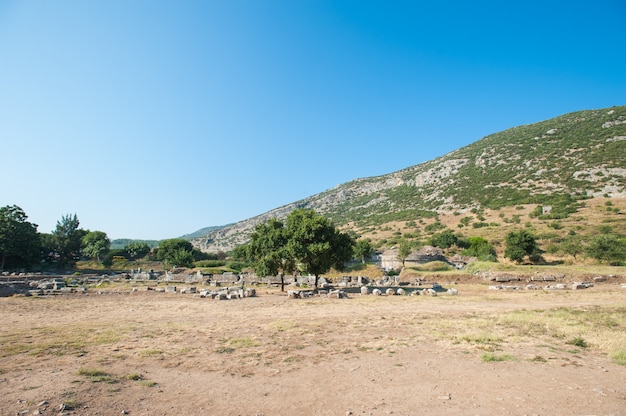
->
xmin=1 ymin=284 xmax=625 ymax=416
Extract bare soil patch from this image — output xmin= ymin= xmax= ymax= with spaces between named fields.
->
xmin=1 ymin=285 xmax=625 ymax=415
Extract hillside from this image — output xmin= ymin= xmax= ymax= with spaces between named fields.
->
xmin=180 ymin=225 xmax=230 ymax=241
xmin=192 ymin=106 xmax=626 ymax=253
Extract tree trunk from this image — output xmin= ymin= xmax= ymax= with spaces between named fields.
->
xmin=314 ymin=274 xmax=319 ymax=290
xmin=280 ymin=272 xmax=285 ymax=292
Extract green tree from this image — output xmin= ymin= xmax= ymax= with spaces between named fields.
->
xmin=246 ymin=218 xmax=294 ymax=292
xmin=124 ymin=241 xmax=151 ymax=260
xmin=82 ymin=231 xmax=110 ymax=262
xmin=156 ymin=238 xmax=194 ymax=267
xmin=397 ymin=239 xmax=412 ymax=268
xmin=0 ymin=205 xmax=41 ymax=270
xmin=430 ymin=230 xmax=458 ymax=249
xmin=586 ymin=234 xmax=626 ymax=265
xmin=462 ymin=236 xmax=497 ymax=261
xmin=285 ymin=209 xmax=354 ymax=289
xmin=353 ymin=238 xmax=373 ymax=264
xmin=504 ymin=230 xmax=538 ymax=263
xmin=52 ymin=214 xmax=86 ymax=268
xmin=231 ymin=244 xmax=250 ymax=261
xmin=559 ymin=236 xmax=585 ymax=260
xmin=171 ymin=248 xmax=195 ymax=268
xmin=40 ymin=233 xmax=57 ymax=264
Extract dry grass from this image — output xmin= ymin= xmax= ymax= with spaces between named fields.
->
xmin=0 ymin=324 xmax=128 ymax=358
xmin=358 ymin=197 xmax=626 ymax=262
xmin=1 ymin=287 xmax=625 ymax=415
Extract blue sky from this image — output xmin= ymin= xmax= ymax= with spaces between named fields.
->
xmin=1 ymin=1 xmax=625 ymax=240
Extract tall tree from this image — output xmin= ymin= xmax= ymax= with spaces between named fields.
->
xmin=285 ymin=209 xmax=354 ymax=289
xmin=52 ymin=214 xmax=86 ymax=268
xmin=156 ymin=238 xmax=194 ymax=267
xmin=0 ymin=205 xmax=40 ymax=270
xmin=246 ymin=218 xmax=294 ymax=291
xmin=82 ymin=231 xmax=111 ymax=262
xmin=353 ymin=238 xmax=373 ymax=264
xmin=397 ymin=239 xmax=412 ymax=268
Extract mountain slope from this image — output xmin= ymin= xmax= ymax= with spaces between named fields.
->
xmin=193 ymin=106 xmax=626 ymax=253
xmin=180 ymin=225 xmax=230 ymax=241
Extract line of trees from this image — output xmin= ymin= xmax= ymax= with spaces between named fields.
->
xmin=0 ymin=205 xmax=225 ymax=272
xmin=2 ymin=204 xmax=625 ymax=274
xmin=0 ymin=207 xmax=116 ymax=270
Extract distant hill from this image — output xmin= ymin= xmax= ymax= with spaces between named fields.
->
xmin=180 ymin=225 xmax=230 ymax=241
xmin=192 ymin=106 xmax=626 ymax=253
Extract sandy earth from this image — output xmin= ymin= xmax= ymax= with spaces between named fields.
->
xmin=1 ymin=285 xmax=625 ymax=416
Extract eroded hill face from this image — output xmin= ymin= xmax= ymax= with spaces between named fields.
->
xmin=193 ymin=106 xmax=626 ymax=253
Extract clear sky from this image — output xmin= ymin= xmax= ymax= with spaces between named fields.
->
xmin=1 ymin=1 xmax=625 ymax=240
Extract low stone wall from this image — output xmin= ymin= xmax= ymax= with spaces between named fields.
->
xmin=0 ymin=282 xmax=30 ymax=297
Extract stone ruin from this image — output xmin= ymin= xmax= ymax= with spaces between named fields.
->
xmin=146 ymin=285 xmax=257 ymax=300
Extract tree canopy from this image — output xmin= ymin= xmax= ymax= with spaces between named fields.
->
xmin=353 ymin=238 xmax=373 ymax=264
xmin=504 ymin=230 xmax=539 ymax=263
xmin=124 ymin=241 xmax=151 ymax=260
xmin=52 ymin=213 xmax=86 ymax=268
xmin=82 ymin=230 xmax=111 ymax=261
xmin=286 ymin=209 xmax=354 ymax=288
xmin=586 ymin=234 xmax=626 ymax=265
xmin=241 ymin=209 xmax=354 ymax=290
xmin=0 ymin=205 xmax=40 ymax=270
xmin=156 ymin=238 xmax=195 ymax=267
xmin=245 ymin=218 xmax=294 ymax=291
xmin=397 ymin=239 xmax=413 ymax=268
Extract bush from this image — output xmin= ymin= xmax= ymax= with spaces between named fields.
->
xmin=462 ymin=237 xmax=496 ymax=259
xmin=226 ymin=261 xmax=249 ymax=272
xmin=194 ymin=260 xmax=226 ymax=268
xmin=586 ymin=234 xmax=626 ymax=265
xmin=430 ymin=230 xmax=458 ymax=249
xmin=477 ymin=254 xmax=497 ymax=262
xmin=424 ymin=221 xmax=445 ymax=233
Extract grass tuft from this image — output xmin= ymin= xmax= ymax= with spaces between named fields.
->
xmin=567 ymin=336 xmax=587 ymax=348
xmin=78 ymin=368 xmax=116 ymax=383
xmin=481 ymin=353 xmax=516 ymax=362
